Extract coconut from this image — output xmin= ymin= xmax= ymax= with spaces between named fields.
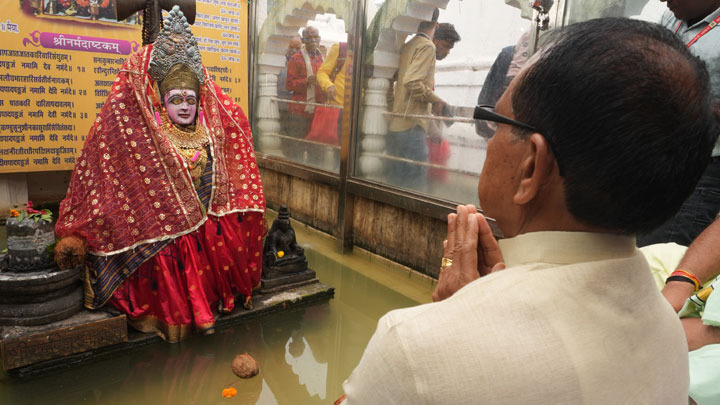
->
xmin=231 ymin=353 xmax=259 ymax=378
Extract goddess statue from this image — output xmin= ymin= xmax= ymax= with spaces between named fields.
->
xmin=53 ymin=7 xmax=265 ymax=342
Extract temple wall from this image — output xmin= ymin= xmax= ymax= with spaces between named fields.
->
xmin=261 ymin=168 xmax=339 ymax=234
xmin=351 ymin=195 xmax=445 ymax=279
xmin=260 ymin=166 xmax=445 ymax=278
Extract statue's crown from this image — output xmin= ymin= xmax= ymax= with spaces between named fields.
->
xmin=148 ymin=6 xmax=205 ymax=86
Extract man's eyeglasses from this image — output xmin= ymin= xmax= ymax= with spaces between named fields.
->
xmin=473 ymin=104 xmax=540 ymax=134
xmin=474 ymin=104 xmax=564 ymax=175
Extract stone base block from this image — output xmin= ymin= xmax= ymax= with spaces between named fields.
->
xmin=261 ymin=268 xmax=316 ymax=293
xmin=0 ymin=286 xmax=84 ymax=326
xmin=1 ymin=312 xmax=127 ymax=371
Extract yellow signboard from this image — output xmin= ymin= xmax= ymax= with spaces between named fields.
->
xmin=0 ymin=0 xmax=248 ymax=173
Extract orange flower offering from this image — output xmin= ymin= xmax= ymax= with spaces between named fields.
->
xmin=222 ymin=387 xmax=237 ymax=398
xmin=9 ymin=209 xmax=19 ymax=217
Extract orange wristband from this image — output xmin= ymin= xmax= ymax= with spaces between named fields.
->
xmin=669 ymin=270 xmax=701 ymax=291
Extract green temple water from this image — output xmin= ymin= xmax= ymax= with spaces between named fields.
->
xmin=0 ymin=224 xmax=435 ymax=404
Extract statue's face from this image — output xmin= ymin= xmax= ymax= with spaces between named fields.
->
xmin=163 ymin=88 xmax=197 ymax=126
xmin=279 ymin=219 xmax=290 ymax=231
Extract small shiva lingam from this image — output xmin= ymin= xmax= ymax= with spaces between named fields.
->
xmin=0 ymin=202 xmax=83 ymax=326
xmin=262 ymin=206 xmax=308 ymax=277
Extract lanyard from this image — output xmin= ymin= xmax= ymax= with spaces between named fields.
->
xmin=675 ymin=14 xmax=720 ymax=48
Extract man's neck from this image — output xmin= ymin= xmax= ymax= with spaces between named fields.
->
xmin=688 ymin=1 xmax=720 ymax=25
xmin=416 ymin=30 xmax=433 ymax=40
xmin=503 ymin=183 xmax=613 ymax=238
xmin=304 ymin=46 xmax=320 ymax=57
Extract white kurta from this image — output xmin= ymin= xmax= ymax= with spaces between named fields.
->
xmin=343 ymin=232 xmax=689 ymax=404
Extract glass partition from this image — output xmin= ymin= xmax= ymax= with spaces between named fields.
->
xmin=251 ymin=1 xmax=671 ymax=207
xmin=249 ymin=0 xmax=678 ymax=246
xmin=253 ymin=1 xmax=356 ymax=173
xmin=354 ymin=1 xmax=534 ymax=205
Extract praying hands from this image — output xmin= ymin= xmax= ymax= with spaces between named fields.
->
xmin=432 ymin=204 xmax=504 ymax=302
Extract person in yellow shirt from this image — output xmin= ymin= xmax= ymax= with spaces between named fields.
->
xmin=317 ymin=42 xmax=349 ymax=106
xmin=309 ymin=41 xmax=350 ymax=169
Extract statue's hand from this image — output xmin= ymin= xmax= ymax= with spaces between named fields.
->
xmin=55 ymin=236 xmax=87 ymax=270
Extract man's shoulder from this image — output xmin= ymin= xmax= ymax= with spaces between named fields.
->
xmin=403 ymin=35 xmax=434 ymax=51
xmin=288 ymin=52 xmax=303 ymax=65
xmin=290 ymin=51 xmax=313 ymax=62
xmin=379 ymin=269 xmax=532 ymax=332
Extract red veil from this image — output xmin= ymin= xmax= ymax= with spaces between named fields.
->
xmin=56 ymin=45 xmax=265 ymax=256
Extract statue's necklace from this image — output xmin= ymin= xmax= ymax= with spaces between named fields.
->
xmin=160 ymin=109 xmax=209 ymax=185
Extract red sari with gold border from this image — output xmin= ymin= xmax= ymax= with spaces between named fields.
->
xmin=56 ymin=45 xmax=265 ymax=342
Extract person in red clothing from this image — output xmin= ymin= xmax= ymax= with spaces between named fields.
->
xmin=284 ymin=26 xmax=324 ymax=161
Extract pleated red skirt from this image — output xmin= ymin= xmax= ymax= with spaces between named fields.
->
xmin=109 ymin=211 xmax=264 ymax=342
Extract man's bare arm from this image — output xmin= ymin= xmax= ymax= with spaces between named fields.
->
xmin=663 ymin=217 xmax=720 ymax=311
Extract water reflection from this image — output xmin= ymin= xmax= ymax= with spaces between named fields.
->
xmin=0 ymin=250 xmax=430 ymax=404
xmin=285 ymin=336 xmax=327 ymax=400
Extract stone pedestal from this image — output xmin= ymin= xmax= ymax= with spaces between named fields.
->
xmin=1 ymin=311 xmax=127 ymax=371
xmin=0 ymin=263 xmax=84 ymax=326
xmin=1 ymin=282 xmax=334 ymax=376
xmin=260 ymin=268 xmax=317 ymax=294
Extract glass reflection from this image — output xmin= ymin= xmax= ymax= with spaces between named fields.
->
xmin=357 ymin=1 xmax=534 ymax=204
xmin=254 ymin=5 xmax=352 ymax=173
xmin=564 ymin=0 xmax=665 ymax=24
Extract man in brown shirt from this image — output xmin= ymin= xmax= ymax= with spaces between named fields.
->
xmin=386 ymin=9 xmax=447 ymax=191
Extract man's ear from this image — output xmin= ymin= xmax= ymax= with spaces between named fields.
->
xmin=513 ymin=133 xmax=555 ymax=205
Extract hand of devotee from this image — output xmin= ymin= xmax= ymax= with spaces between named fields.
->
xmin=307 ymin=75 xmax=317 ymax=86
xmin=325 ymin=85 xmax=336 ymax=101
xmin=681 ymin=318 xmax=720 ymax=351
xmin=432 ymin=205 xmax=504 ymax=302
xmin=428 ymin=120 xmax=442 ymax=142
xmin=54 ymin=235 xmax=87 ymax=270
xmin=432 ymin=100 xmax=447 ymax=116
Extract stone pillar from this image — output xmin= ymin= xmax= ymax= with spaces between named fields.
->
xmin=358 ymin=77 xmax=390 ymax=180
xmin=255 ymin=73 xmax=283 ymax=156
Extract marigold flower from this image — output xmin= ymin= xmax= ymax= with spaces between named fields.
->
xmin=221 ymin=387 xmax=237 ymax=398
xmin=9 ymin=209 xmax=19 ymax=217
xmin=277 ymin=250 xmax=285 ymax=258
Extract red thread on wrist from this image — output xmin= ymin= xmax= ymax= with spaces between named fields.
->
xmin=670 ymin=270 xmax=701 ymax=291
